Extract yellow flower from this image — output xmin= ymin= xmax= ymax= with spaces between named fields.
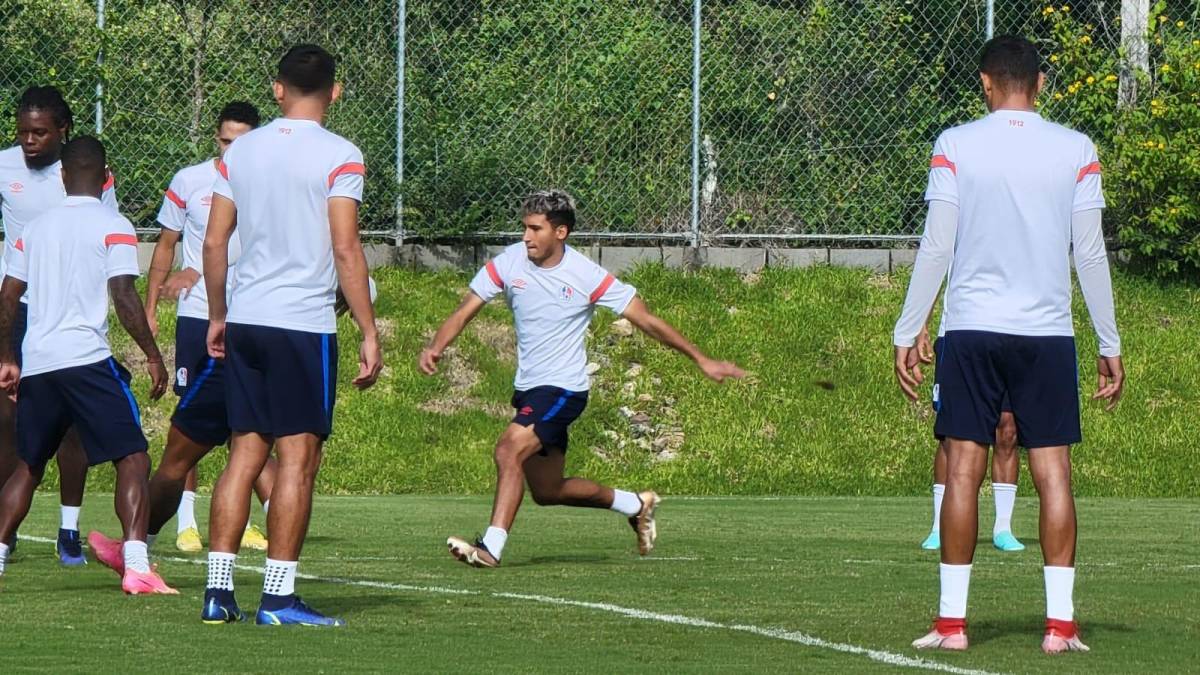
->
xmin=1079 ymin=35 xmax=1092 ymax=44
xmin=1043 ymin=6 xmax=1055 ymax=16
xmin=767 ymin=91 xmax=777 ymax=101
xmin=1193 ymin=40 xmax=1200 ymax=47
xmin=1068 ymin=82 xmax=1081 ymax=94
xmin=1177 ymin=20 xmax=1186 ymax=28
xmin=1054 ymin=92 xmax=1064 ymax=100
xmin=1050 ymin=54 xmax=1059 ymax=62
xmin=1086 ymin=76 xmax=1096 ymax=84
xmin=1161 ymin=64 xmax=1172 ymax=73
xmin=1158 ymin=142 xmax=1165 ymax=149
xmin=1158 ymin=15 xmax=1168 ymax=24
xmin=1170 ymin=207 xmax=1180 ymax=215
xmin=1105 ymin=74 xmax=1118 ymax=82
xmin=1062 ymin=5 xmax=1071 ymax=12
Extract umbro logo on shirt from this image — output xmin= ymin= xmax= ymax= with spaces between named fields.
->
xmin=511 ymin=278 xmax=527 ymax=293
xmin=201 ymin=195 xmax=213 ymax=206
xmin=9 ymin=182 xmax=22 ymax=193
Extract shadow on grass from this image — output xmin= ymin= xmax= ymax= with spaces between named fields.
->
xmin=506 ymin=553 xmax=615 ymax=567
xmin=969 ymin=617 xmax=1134 ymax=646
xmin=975 ymin=537 xmax=1041 ymax=547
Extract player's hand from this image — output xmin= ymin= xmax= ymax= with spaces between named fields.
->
xmin=162 ymin=268 xmax=201 ymax=300
xmin=916 ymin=328 xmax=935 ymax=365
xmin=894 ymin=345 xmax=925 ymax=401
xmin=698 ymin=357 xmax=745 ymax=383
xmin=207 ymin=319 xmax=226 ymax=359
xmin=354 ymin=334 xmax=383 ymax=390
xmin=146 ymin=308 xmax=159 ymax=339
xmin=418 ymin=347 xmax=442 ymax=376
xmin=146 ymin=359 xmax=168 ymax=400
xmin=0 ymin=362 xmax=20 ymax=402
xmin=1094 ymin=355 xmax=1124 ymax=411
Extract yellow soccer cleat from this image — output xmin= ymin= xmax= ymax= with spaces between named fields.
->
xmin=175 ymin=527 xmax=203 ymax=553
xmin=241 ymin=524 xmax=268 ymax=551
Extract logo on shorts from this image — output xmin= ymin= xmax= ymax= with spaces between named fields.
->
xmin=8 ymin=182 xmax=23 ymax=193
xmin=559 ymin=285 xmax=574 ymax=302
xmin=201 ymin=194 xmax=212 ymax=206
xmin=519 ymin=405 xmax=533 ymax=416
xmin=511 ymin=278 xmax=527 ymax=294
xmin=176 ymin=367 xmax=188 ymax=387
xmin=932 ymin=383 xmax=940 ymax=404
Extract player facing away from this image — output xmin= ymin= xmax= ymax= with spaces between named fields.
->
xmin=0 ymin=86 xmax=118 ymax=564
xmin=0 ymin=137 xmax=175 ymax=594
xmin=88 ymin=104 xmax=275 ymax=570
xmin=200 ymin=44 xmax=382 ymax=626
xmin=421 ymin=190 xmax=744 ymax=569
xmin=893 ymin=36 xmax=1123 ymax=654
xmin=916 ymin=306 xmax=1024 ymax=552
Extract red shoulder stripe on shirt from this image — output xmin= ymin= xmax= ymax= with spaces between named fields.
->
xmin=13 ymin=239 xmax=23 ymax=252
xmin=216 ymin=158 xmax=229 ymax=180
xmin=1076 ymin=161 xmax=1101 ymax=183
xmin=102 ymin=171 xmax=115 ymax=191
xmin=929 ymin=154 xmax=956 ymax=175
xmin=589 ymin=274 xmax=616 ymax=304
xmin=485 ymin=260 xmax=503 ymax=289
xmin=105 ymin=234 xmax=138 ymax=247
xmin=327 ymin=162 xmax=366 ymax=188
xmin=164 ymin=188 xmax=186 ymax=208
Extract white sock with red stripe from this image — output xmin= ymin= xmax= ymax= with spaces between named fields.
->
xmin=1044 ymin=566 xmax=1075 ymax=622
xmin=610 ymin=490 xmax=642 ymax=517
xmin=939 ymin=563 xmax=971 ymax=621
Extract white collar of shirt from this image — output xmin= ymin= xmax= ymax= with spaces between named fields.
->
xmin=63 ymin=195 xmax=101 ymax=206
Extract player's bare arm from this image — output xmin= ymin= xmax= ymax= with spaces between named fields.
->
xmin=144 ymin=226 xmax=182 ymax=337
xmin=620 ymin=296 xmax=745 ymax=383
xmin=0 ymin=276 xmax=27 ymax=397
xmin=202 ymin=193 xmax=236 ymax=358
xmin=109 ymin=274 xmax=168 ymax=400
xmin=419 ymin=292 xmax=486 ymax=376
xmin=330 ymin=196 xmax=381 ymax=389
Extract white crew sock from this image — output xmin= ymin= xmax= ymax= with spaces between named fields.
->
xmin=177 ymin=491 xmax=198 ymax=533
xmin=207 ymin=552 xmax=236 ymax=590
xmin=123 ymin=540 xmax=150 ymax=574
xmin=992 ymin=483 xmax=1017 ymax=535
xmin=263 ymin=558 xmax=298 ymax=597
xmin=262 ymin=499 xmax=270 ymax=515
xmin=938 ymin=563 xmax=972 ymax=619
xmin=610 ymin=490 xmax=643 ymax=517
xmin=481 ymin=526 xmax=508 ymax=560
xmin=931 ymin=484 xmax=946 ymax=533
xmin=60 ymin=505 xmax=81 ymax=531
xmin=1044 ymin=566 xmax=1076 ymax=621
xmin=0 ymin=541 xmax=9 ymax=574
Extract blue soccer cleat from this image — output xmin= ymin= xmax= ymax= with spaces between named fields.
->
xmin=57 ymin=529 xmax=87 ymax=566
xmin=256 ymin=597 xmax=345 ymax=627
xmin=201 ymin=590 xmax=246 ymax=624
xmin=992 ymin=531 xmax=1026 ymax=552
xmin=920 ymin=530 xmax=941 ymax=550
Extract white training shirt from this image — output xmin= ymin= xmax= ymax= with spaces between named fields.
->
xmin=212 ymin=118 xmax=365 ymax=334
xmin=0 ymin=145 xmax=119 ymax=297
xmin=470 ymin=243 xmax=637 ymax=392
xmin=4 ymin=196 xmax=140 ymax=377
xmin=156 ymin=159 xmax=241 ymax=320
xmin=927 ymin=110 xmax=1105 ymax=338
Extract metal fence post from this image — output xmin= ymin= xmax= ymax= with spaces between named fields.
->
xmin=1118 ymin=0 xmax=1149 ymax=109
xmin=95 ymin=0 xmax=106 ymax=135
xmin=395 ymin=0 xmax=407 ymax=244
xmin=690 ymin=0 xmax=701 ymax=248
xmin=985 ymin=0 xmax=994 ymax=40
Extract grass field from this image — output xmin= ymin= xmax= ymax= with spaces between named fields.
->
xmin=2 ymin=493 xmax=1196 ymax=673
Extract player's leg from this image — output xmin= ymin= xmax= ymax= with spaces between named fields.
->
xmin=241 ymin=456 xmax=277 ymax=551
xmin=990 ymin=410 xmax=1024 ymax=551
xmin=923 ymin=440 xmax=948 ymax=549
xmin=0 ymin=301 xmax=26 ymax=551
xmin=144 ymin=425 xmax=214 ymax=551
xmin=54 ymin=429 xmax=89 ymax=565
xmin=0 ymin=461 xmax=45 ymax=574
xmin=175 ymin=466 xmax=201 ymax=548
xmin=203 ymin=430 xmax=270 ymax=623
xmin=1027 ymin=445 xmax=1086 ymax=652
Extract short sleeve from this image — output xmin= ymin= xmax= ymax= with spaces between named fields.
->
xmin=212 ymin=155 xmax=233 ymax=201
xmin=5 ymin=239 xmax=27 ymax=282
xmin=327 ymin=144 xmax=365 ymax=202
xmin=104 ymin=217 xmax=141 ymax=279
xmin=101 ymin=169 xmax=119 ymax=210
xmin=589 ymin=270 xmax=637 ymax=314
xmin=924 ymin=132 xmax=958 ymax=206
xmin=1073 ymin=139 xmax=1106 ymax=213
xmin=156 ymin=173 xmax=187 ymax=232
xmin=469 ymin=258 xmax=505 ymax=303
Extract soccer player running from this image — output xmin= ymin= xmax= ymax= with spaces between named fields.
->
xmin=88 ymin=103 xmax=275 ymax=564
xmin=421 ymin=190 xmax=744 ymax=569
xmin=893 ymin=36 xmax=1123 ymax=654
xmin=200 ymin=44 xmax=381 ymax=627
xmin=0 ymin=86 xmax=118 ymax=564
xmin=0 ymin=136 xmax=174 ymax=594
xmin=917 ymin=309 xmax=1024 ymax=552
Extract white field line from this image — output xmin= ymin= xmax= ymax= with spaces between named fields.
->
xmin=17 ymin=534 xmax=1002 ymax=675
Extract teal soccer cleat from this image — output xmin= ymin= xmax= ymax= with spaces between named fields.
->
xmin=992 ymin=531 xmax=1026 ymax=552
xmin=920 ymin=530 xmax=941 ymax=550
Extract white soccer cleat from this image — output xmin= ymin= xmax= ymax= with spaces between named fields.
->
xmin=1042 ymin=619 xmax=1090 ymax=654
xmin=447 ymin=536 xmax=499 ymax=568
xmin=629 ymin=491 xmax=661 ymax=556
xmin=912 ymin=618 xmax=969 ymax=651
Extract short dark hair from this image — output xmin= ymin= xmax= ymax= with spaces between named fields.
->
xmin=979 ymin=35 xmax=1041 ymax=95
xmin=60 ymin=135 xmax=106 ymax=182
xmin=216 ymin=101 xmax=260 ymax=129
xmin=277 ymin=44 xmax=336 ymax=95
xmin=16 ymin=85 xmax=74 ymax=134
xmin=522 ymin=189 xmax=577 ymax=232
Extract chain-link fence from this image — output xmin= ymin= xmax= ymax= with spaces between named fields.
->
xmin=0 ymin=0 xmax=1186 ymax=244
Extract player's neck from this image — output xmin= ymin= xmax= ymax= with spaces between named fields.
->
xmin=279 ymin=101 xmax=328 ymax=125
xmin=988 ymin=98 xmax=1038 ymax=114
xmin=532 ymin=247 xmax=566 ymax=269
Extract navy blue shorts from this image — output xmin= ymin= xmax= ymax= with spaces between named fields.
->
xmin=10 ymin=302 xmax=27 ymax=368
xmin=934 ymin=331 xmax=1080 ymax=448
xmin=16 ymin=358 xmax=148 ymax=470
xmin=933 ymin=337 xmax=1010 ymax=414
xmin=225 ymin=322 xmax=337 ymax=439
xmin=171 ymin=316 xmax=230 ymax=447
xmin=512 ymin=387 xmax=589 ymax=454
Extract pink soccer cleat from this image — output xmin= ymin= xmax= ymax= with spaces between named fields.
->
xmin=1042 ymin=619 xmax=1090 ymax=654
xmin=87 ymin=531 xmax=125 ymax=577
xmin=912 ymin=617 xmax=969 ymax=650
xmin=122 ymin=566 xmax=179 ymax=595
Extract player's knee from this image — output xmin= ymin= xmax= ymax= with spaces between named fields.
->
xmin=995 ymin=416 xmax=1018 ymax=452
xmin=115 ymin=451 xmax=151 ymax=478
xmin=493 ymin=440 xmax=525 ymax=470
